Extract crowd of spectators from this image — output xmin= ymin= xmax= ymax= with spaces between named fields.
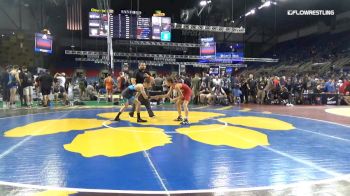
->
xmin=1 ymin=63 xmax=350 ymax=109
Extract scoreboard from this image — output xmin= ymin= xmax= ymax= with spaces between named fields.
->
xmin=89 ymin=12 xmax=112 ymax=37
xmin=137 ymin=17 xmax=151 ymax=40
xmin=89 ymin=9 xmax=171 ymax=41
xmin=114 ymin=14 xmax=137 ymax=39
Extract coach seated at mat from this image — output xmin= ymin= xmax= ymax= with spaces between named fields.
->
xmin=199 ymin=82 xmax=211 ymax=105
xmin=207 ymin=85 xmax=228 ymax=105
xmin=53 ymin=80 xmax=66 ymax=103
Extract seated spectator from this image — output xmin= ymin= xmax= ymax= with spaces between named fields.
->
xmin=280 ymin=85 xmax=290 ymax=105
xmin=207 ymin=85 xmax=227 ymax=105
xmin=199 ymin=82 xmax=210 ymax=104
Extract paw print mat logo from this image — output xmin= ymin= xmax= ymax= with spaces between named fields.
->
xmin=4 ymin=111 xmax=295 ymax=157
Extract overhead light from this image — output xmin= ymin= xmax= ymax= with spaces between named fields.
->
xmin=272 ymin=1 xmax=277 ymax=5
xmin=258 ymin=1 xmax=271 ymax=9
xmin=12 ymin=32 xmax=15 ymax=35
xmin=199 ymin=0 xmax=207 ymax=6
xmin=199 ymin=0 xmax=211 ymax=7
xmin=245 ymin=9 xmax=256 ymax=16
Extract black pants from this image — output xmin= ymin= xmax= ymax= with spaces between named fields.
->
xmin=18 ymin=86 xmax=24 ymax=104
xmin=242 ymin=89 xmax=249 ymax=103
xmin=131 ymin=90 xmax=154 ymax=116
xmin=2 ymin=87 xmax=10 ymax=102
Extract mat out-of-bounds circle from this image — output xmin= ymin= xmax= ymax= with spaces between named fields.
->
xmin=0 ymin=108 xmax=350 ymax=194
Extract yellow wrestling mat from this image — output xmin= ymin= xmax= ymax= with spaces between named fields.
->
xmin=325 ymin=107 xmax=350 ymax=117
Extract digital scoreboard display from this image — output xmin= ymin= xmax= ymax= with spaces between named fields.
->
xmin=209 ymin=66 xmax=220 ymax=76
xmin=88 ymin=9 xmax=171 ymax=41
xmin=114 ymin=14 xmax=137 ymax=39
xmin=152 ymin=16 xmax=171 ymax=41
xmin=35 ymin=33 xmax=53 ymax=54
xmin=200 ymin=37 xmax=216 ymax=60
xmin=88 ymin=12 xmax=113 ymax=37
xmin=137 ymin=17 xmax=151 ymax=40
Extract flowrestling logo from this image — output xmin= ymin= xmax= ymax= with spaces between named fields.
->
xmin=287 ymin=10 xmax=335 ymax=16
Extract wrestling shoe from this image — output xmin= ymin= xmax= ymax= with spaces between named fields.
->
xmin=114 ymin=117 xmax=120 ymax=121
xmin=180 ymin=119 xmax=190 ymax=125
xmin=137 ymin=118 xmax=147 ymax=123
xmin=174 ymin=116 xmax=183 ymax=121
xmin=129 ymin=112 xmax=134 ymax=117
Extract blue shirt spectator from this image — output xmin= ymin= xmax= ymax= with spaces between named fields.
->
xmin=324 ymin=79 xmax=336 ymax=93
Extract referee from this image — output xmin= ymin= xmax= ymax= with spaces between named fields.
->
xmin=129 ymin=62 xmax=155 ymax=117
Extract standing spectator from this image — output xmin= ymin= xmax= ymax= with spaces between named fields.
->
xmin=191 ymin=73 xmax=201 ymax=104
xmin=241 ymin=76 xmax=249 ymax=104
xmin=221 ymin=75 xmax=231 ymax=103
xmin=183 ymin=74 xmax=192 ymax=87
xmin=247 ymin=74 xmax=257 ymax=103
xmin=9 ymin=66 xmax=20 ymax=109
xmin=231 ymin=75 xmax=240 ymax=104
xmin=202 ymin=73 xmax=211 ymax=89
xmin=324 ymin=78 xmax=336 ymax=93
xmin=104 ymin=74 xmax=114 ymax=102
xmin=340 ymin=78 xmax=349 ymax=95
xmin=154 ymin=74 xmax=164 ymax=91
xmin=21 ymin=67 xmax=34 ymax=107
xmin=117 ymin=72 xmax=126 ymax=92
xmin=18 ymin=67 xmax=25 ymax=106
xmin=79 ymin=76 xmax=87 ymax=100
xmin=39 ymin=71 xmax=53 ymax=107
xmin=1 ymin=66 xmax=10 ymax=109
xmin=256 ymin=77 xmax=266 ymax=104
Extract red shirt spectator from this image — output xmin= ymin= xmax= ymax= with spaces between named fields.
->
xmin=340 ymin=80 xmax=350 ymax=95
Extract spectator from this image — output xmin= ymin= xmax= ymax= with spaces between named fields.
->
xmin=208 ymin=85 xmax=227 ymax=105
xmin=18 ymin=67 xmax=25 ymax=106
xmin=21 ymin=67 xmax=34 ymax=107
xmin=54 ymin=72 xmax=68 ymax=104
xmin=79 ymin=76 xmax=87 ymax=100
xmin=324 ymin=78 xmax=336 ymax=93
xmin=221 ymin=75 xmax=231 ymax=103
xmin=154 ymin=74 xmax=164 ymax=91
xmin=117 ymin=72 xmax=126 ymax=92
xmin=1 ymin=66 xmax=10 ymax=109
xmin=247 ymin=74 xmax=257 ymax=103
xmin=199 ymin=82 xmax=210 ymax=104
xmin=104 ymin=74 xmax=114 ymax=102
xmin=9 ymin=66 xmax=20 ymax=109
xmin=256 ymin=77 xmax=266 ymax=104
xmin=39 ymin=71 xmax=53 ymax=107
xmin=191 ymin=73 xmax=201 ymax=104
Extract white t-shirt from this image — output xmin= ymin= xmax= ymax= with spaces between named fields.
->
xmin=212 ymin=79 xmax=222 ymax=86
xmin=56 ymin=76 xmax=66 ymax=88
